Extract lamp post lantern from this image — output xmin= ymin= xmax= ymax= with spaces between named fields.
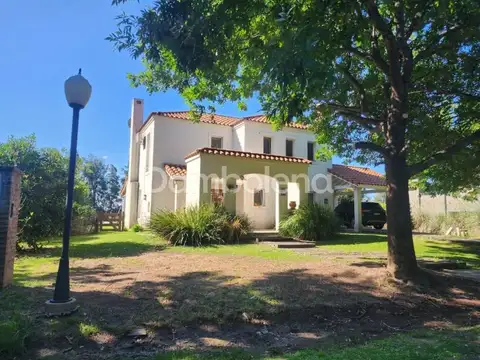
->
xmin=45 ymin=69 xmax=92 ymax=316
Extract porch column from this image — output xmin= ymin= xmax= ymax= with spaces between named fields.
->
xmin=174 ymin=180 xmax=185 ymax=211
xmin=275 ymin=182 xmax=289 ymax=231
xmin=353 ymin=186 xmax=362 ymax=232
xmin=297 ymin=176 xmax=308 ymax=207
xmin=199 ymin=176 xmax=212 ymax=204
xmin=185 ymin=157 xmax=203 ymax=207
xmin=235 ymin=181 xmax=244 ymax=215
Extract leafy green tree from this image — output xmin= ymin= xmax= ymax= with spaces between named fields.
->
xmin=82 ymin=155 xmax=108 ymax=211
xmin=0 ymin=135 xmax=93 ymax=249
xmin=104 ymin=164 xmax=122 ymax=212
xmin=110 ymin=0 xmax=480 ymax=280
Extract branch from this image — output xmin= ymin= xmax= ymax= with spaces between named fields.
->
xmin=322 ymin=103 xmax=382 ymax=132
xmin=364 ymin=0 xmax=393 ymax=38
xmin=405 ymin=1 xmax=435 ymax=40
xmin=344 ymin=46 xmax=390 ymax=75
xmin=365 ymin=0 xmax=404 ymax=95
xmin=408 ymin=129 xmax=480 ymax=177
xmin=411 ymin=85 xmax=480 ymax=101
xmin=414 ymin=25 xmax=463 ymax=61
xmin=336 ymin=65 xmax=369 ymax=112
xmin=336 ymin=111 xmax=382 ymax=132
xmin=355 ymin=141 xmax=387 ymax=156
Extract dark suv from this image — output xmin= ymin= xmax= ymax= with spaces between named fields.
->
xmin=334 ymin=201 xmax=386 ymax=229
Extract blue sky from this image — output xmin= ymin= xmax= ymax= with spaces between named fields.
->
xmin=0 ymin=1 xmax=382 ymax=173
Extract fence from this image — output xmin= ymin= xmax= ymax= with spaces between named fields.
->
xmin=409 ymin=189 xmax=480 ymax=215
xmin=96 ymin=212 xmax=124 ymax=232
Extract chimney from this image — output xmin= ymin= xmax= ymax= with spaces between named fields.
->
xmin=124 ymin=99 xmax=144 ymax=228
xmin=128 ymin=98 xmax=144 ymax=182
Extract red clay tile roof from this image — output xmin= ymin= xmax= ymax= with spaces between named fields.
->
xmin=243 ymin=115 xmax=309 ymax=129
xmin=328 ymin=164 xmax=386 ymax=187
xmin=154 ymin=111 xmax=241 ymax=126
xmin=164 ymin=163 xmax=187 ymax=177
xmin=185 ymin=147 xmax=312 ymax=164
xmin=146 ymin=111 xmax=309 ymax=130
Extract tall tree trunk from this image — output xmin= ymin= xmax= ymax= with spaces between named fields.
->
xmin=385 ymin=153 xmax=418 ymax=280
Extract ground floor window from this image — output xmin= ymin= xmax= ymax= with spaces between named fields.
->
xmin=211 ymin=188 xmax=224 ymax=205
xmin=254 ymin=189 xmax=265 ymax=207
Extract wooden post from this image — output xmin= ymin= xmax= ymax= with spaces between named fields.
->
xmin=0 ymin=167 xmax=21 ymax=288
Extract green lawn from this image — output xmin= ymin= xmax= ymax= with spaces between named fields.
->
xmin=4 ymin=231 xmax=479 ymax=358
xmin=319 ymin=233 xmax=480 ymax=268
xmin=125 ymin=326 xmax=480 ymax=360
xmin=14 ymin=231 xmax=161 ymax=287
xmin=14 ymin=231 xmax=480 ymax=288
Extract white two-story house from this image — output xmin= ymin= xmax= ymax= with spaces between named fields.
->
xmin=122 ymin=98 xmax=386 ymax=231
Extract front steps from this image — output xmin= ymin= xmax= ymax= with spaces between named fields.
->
xmin=243 ymin=231 xmax=316 ymax=249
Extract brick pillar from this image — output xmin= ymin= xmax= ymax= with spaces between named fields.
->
xmin=0 ymin=167 xmax=21 ymax=288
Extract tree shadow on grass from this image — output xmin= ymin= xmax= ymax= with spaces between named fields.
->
xmin=68 ymin=241 xmax=166 ymax=259
xmin=17 ymin=240 xmax=165 ymax=260
xmin=4 ymin=264 xmax=480 ymax=359
xmin=421 ymin=240 xmax=480 ymax=268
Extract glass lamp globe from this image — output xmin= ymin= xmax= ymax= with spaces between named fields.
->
xmin=64 ymin=69 xmax=92 ymax=109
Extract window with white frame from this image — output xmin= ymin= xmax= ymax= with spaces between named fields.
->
xmin=307 ymin=142 xmax=315 ymax=161
xmin=286 ymin=139 xmax=294 ymax=157
xmin=211 ymin=136 xmax=223 ymax=149
xmin=263 ymin=137 xmax=272 ymax=154
xmin=253 ymin=189 xmax=265 ymax=207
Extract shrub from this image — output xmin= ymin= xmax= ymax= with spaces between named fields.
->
xmin=79 ymin=323 xmax=100 ymax=338
xmin=149 ymin=204 xmax=251 ymax=246
xmin=0 ymin=315 xmax=31 ymax=357
xmin=412 ymin=211 xmax=480 ymax=235
xmin=279 ymin=203 xmax=339 ymax=241
xmin=131 ymin=223 xmax=144 ymax=232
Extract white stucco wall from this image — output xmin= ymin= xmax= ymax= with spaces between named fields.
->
xmin=130 ymin=111 xmax=334 ymax=225
xmin=232 ymin=123 xmax=246 ymax=151
xmin=185 ymin=156 xmax=202 ymax=207
xmin=239 ymin=174 xmax=276 ymax=229
xmin=235 ymin=121 xmax=333 ymax=204
xmin=136 ymin=120 xmax=155 ymax=225
xmin=150 ymin=116 xmax=234 ymax=212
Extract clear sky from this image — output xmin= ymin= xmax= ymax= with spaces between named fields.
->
xmin=0 ymin=1 xmax=382 ymax=173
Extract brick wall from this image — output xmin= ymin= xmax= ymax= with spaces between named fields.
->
xmin=0 ymin=167 xmax=21 ymax=288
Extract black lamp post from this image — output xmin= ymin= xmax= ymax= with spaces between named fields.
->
xmin=45 ymin=69 xmax=92 ymax=316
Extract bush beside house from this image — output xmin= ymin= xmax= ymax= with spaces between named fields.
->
xmin=149 ymin=204 xmax=251 ymax=246
xmin=279 ymin=203 xmax=339 ymax=241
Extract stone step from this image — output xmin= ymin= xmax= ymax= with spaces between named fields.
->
xmin=243 ymin=232 xmax=294 ymax=242
xmin=264 ymin=241 xmax=316 ymax=249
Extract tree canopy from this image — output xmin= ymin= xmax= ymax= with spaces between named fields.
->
xmin=0 ymin=135 xmax=123 ymax=249
xmin=109 ymin=0 xmax=479 ymax=196
xmin=109 ymin=0 xmax=480 ymax=280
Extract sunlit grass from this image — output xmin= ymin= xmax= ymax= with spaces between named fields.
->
xmin=319 ymin=233 xmax=480 ymax=268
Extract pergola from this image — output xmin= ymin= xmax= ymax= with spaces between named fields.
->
xmin=328 ymin=165 xmax=387 ymax=232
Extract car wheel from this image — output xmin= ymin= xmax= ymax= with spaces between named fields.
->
xmin=373 ymin=224 xmax=384 ymax=230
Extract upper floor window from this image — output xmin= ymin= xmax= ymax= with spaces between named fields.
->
xmin=211 ymin=136 xmax=223 ymax=149
xmin=286 ymin=139 xmax=294 ymax=157
xmin=307 ymin=142 xmax=315 ymax=161
xmin=263 ymin=137 xmax=272 ymax=154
